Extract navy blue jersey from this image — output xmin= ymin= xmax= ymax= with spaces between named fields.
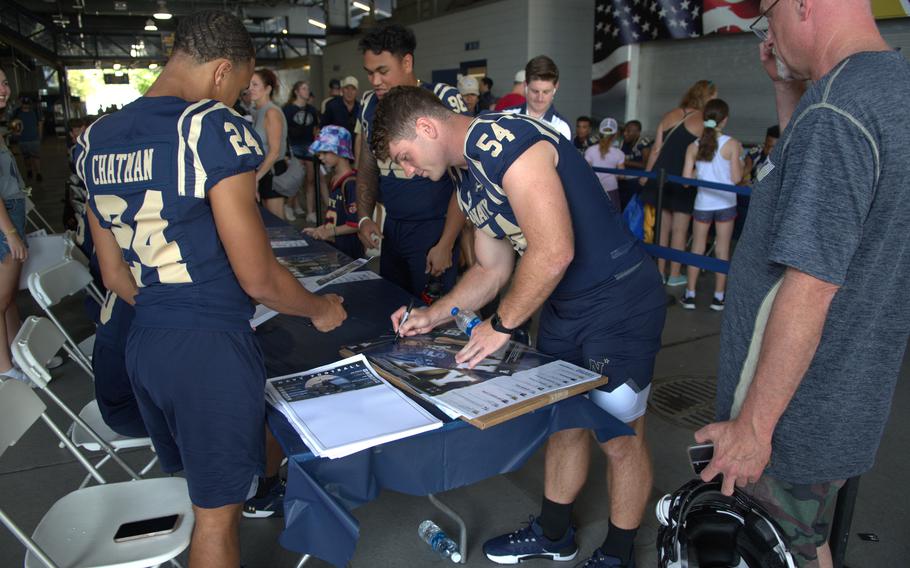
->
xmin=459 ymin=113 xmax=646 ymax=295
xmin=327 ymin=170 xmax=359 ymax=230
xmin=359 ymin=83 xmax=468 ymax=221
xmin=74 ymin=97 xmax=264 ymax=331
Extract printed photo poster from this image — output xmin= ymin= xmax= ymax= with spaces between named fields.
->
xmin=269 ymin=358 xmax=382 ymax=402
xmin=353 ymin=329 xmax=558 ymax=396
xmin=277 ymin=250 xmax=352 ymax=279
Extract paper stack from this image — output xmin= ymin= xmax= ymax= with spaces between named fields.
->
xmin=265 ymin=354 xmax=443 ymax=459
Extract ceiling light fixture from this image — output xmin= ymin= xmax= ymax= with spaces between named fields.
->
xmin=153 ymin=1 xmax=172 ymax=20
xmin=112 ymin=63 xmax=122 ymax=70
xmin=352 ymin=1 xmax=371 ymax=11
xmin=308 ymin=18 xmax=327 ymax=29
xmin=149 ymin=63 xmax=159 ymax=70
xmin=144 ymin=18 xmax=157 ymax=31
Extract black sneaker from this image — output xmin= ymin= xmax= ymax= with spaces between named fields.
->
xmin=710 ymin=297 xmax=725 ymax=312
xmin=574 ymin=548 xmax=635 ymax=567
xmin=483 ymin=516 xmax=578 ymax=564
xmin=679 ymin=295 xmax=696 ymax=310
xmin=242 ymin=478 xmax=285 ymax=518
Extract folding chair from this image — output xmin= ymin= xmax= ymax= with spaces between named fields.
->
xmin=27 ymin=259 xmax=102 ymax=376
xmin=13 ymin=316 xmax=158 ymax=488
xmin=0 ymin=379 xmax=193 ymax=568
xmin=19 ymin=234 xmax=89 ymax=292
xmin=25 ymin=196 xmax=55 ymax=234
xmin=67 ymin=173 xmax=88 ymax=202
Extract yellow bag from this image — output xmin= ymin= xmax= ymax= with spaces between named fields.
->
xmin=644 ymin=203 xmax=656 ymax=244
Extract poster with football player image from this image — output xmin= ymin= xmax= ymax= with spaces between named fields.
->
xmin=351 ymin=329 xmax=558 ymax=397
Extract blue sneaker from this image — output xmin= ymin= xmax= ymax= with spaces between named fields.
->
xmin=574 ymin=548 xmax=635 ymax=567
xmin=483 ymin=516 xmax=578 ymax=564
xmin=242 ymin=479 xmax=285 ymax=519
xmin=666 ymin=275 xmax=687 ymax=287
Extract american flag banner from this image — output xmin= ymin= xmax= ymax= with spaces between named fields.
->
xmin=592 ymin=0 xmax=761 ymax=115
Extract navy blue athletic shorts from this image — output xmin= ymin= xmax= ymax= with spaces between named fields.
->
xmin=537 ymin=259 xmax=665 ymax=396
xmin=380 ymin=217 xmax=458 ymax=297
xmin=92 ymin=341 xmax=148 ymax=439
xmin=125 ymin=327 xmax=266 ymax=508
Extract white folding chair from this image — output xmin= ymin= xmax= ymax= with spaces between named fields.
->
xmin=27 ymin=259 xmax=102 ymax=376
xmin=67 ymin=174 xmax=88 ymax=202
xmin=19 ymin=234 xmax=89 ymax=292
xmin=13 ymin=316 xmax=159 ymax=487
xmin=0 ymin=379 xmax=193 ymax=568
xmin=25 ymin=196 xmax=55 ymax=234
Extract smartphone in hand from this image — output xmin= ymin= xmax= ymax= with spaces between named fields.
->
xmin=688 ymin=443 xmax=714 ymax=476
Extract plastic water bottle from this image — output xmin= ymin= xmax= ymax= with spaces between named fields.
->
xmin=418 ymin=520 xmax=462 ymax=562
xmin=451 ymin=307 xmax=481 ymax=337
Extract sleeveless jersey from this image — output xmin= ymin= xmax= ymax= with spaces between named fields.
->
xmin=359 ymin=82 xmax=468 ymax=221
xmin=74 ymin=96 xmax=265 ymax=331
xmin=459 ymin=113 xmax=646 ymax=296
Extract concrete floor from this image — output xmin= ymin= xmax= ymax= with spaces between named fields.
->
xmin=1 ymin=138 xmax=906 ymax=567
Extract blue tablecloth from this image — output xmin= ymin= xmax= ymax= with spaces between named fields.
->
xmin=257 ymin=212 xmax=633 ymax=567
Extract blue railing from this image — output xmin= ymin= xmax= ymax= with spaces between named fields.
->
xmin=590 ymin=167 xmax=750 ymax=275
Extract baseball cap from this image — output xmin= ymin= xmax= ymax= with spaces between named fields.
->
xmin=309 ymin=125 xmax=355 ymax=160
xmin=514 ymin=70 xmax=526 ymax=83
xmin=599 ymin=117 xmax=619 ymax=135
xmin=341 ymin=76 xmax=359 ymax=89
xmin=328 ymin=78 xmax=341 ymax=89
xmin=458 ymin=76 xmax=479 ymax=96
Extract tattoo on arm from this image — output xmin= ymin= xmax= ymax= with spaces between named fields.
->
xmin=356 ymin=138 xmax=380 ymax=219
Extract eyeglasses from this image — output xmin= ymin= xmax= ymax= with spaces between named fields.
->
xmin=749 ymin=0 xmax=782 ymax=42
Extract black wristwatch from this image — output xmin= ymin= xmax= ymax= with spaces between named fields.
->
xmin=491 ymin=312 xmax=517 ymax=335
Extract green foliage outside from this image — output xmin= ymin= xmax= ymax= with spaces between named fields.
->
xmin=67 ymin=68 xmax=161 ymax=102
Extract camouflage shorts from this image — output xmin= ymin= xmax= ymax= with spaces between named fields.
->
xmin=742 ymin=475 xmax=845 ymax=567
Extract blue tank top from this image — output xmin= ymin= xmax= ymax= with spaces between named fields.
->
xmin=459 ymin=113 xmax=646 ymax=296
xmin=359 ymin=82 xmax=468 ymax=221
xmin=74 ymin=96 xmax=265 ymax=331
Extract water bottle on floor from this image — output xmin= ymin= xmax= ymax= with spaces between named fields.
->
xmin=418 ymin=519 xmax=463 ymax=562
xmin=451 ymin=307 xmax=481 ymax=337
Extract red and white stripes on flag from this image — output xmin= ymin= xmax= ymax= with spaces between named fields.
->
xmin=592 ymin=0 xmax=761 ymax=98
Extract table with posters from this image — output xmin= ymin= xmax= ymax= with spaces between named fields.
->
xmin=257 ymin=212 xmax=632 ymax=567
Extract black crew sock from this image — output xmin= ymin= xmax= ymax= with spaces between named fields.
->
xmin=254 ymin=474 xmax=280 ymax=498
xmin=601 ymin=519 xmax=637 ymax=564
xmin=539 ymin=496 xmax=573 ymax=541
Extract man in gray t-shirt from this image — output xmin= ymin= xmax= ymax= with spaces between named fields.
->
xmin=695 ymin=2 xmax=909 ymax=567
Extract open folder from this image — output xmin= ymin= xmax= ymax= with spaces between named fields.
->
xmin=265 ymin=354 xmax=442 ymax=459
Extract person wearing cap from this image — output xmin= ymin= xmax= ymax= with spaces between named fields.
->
xmin=500 ymin=56 xmax=572 ymax=140
xmin=585 ymin=117 xmax=625 ymax=212
xmin=458 ymin=76 xmax=480 ymax=116
xmin=493 ymin=69 xmax=527 ymax=111
xmin=304 ymin=125 xmax=363 ymax=260
xmin=322 ymin=75 xmax=361 ymax=138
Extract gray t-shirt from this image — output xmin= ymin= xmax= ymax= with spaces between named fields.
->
xmin=717 ymin=51 xmax=910 ymax=485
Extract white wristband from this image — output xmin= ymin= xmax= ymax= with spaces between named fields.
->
xmin=358 ymin=216 xmax=371 ymax=228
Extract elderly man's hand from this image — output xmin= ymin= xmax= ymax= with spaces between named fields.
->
xmin=694 ymin=418 xmax=772 ymax=496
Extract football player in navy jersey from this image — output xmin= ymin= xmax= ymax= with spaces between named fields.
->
xmin=355 ymin=23 xmax=468 ymax=298
xmin=375 ymin=87 xmax=666 ymax=568
xmin=76 ymin=12 xmax=346 ymax=567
